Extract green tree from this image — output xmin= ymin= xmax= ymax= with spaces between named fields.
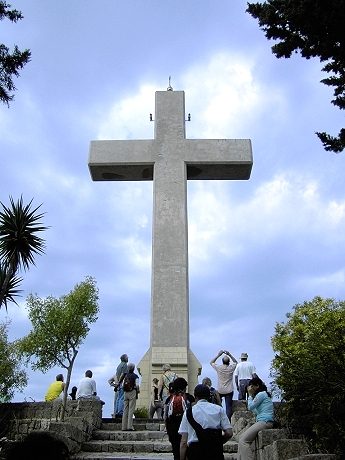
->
xmin=17 ymin=277 xmax=99 ymax=420
xmin=271 ymin=296 xmax=345 ymax=457
xmin=0 ymin=1 xmax=31 ymax=105
xmin=246 ymin=0 xmax=345 ymax=153
xmin=0 ymin=320 xmax=27 ymax=402
xmin=0 ymin=196 xmax=47 ymax=310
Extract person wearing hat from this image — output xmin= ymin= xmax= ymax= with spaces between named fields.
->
xmin=178 ymin=384 xmax=232 ymax=460
xmin=210 ymin=349 xmax=238 ymax=420
xmin=158 ymin=363 xmax=178 ymax=403
xmin=234 ymin=353 xmax=257 ymax=400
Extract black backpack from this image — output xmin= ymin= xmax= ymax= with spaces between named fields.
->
xmin=123 ymin=373 xmax=136 ymax=392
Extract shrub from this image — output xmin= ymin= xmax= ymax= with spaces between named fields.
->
xmin=271 ymin=296 xmax=345 ymax=457
xmin=134 ymin=407 xmax=149 ymax=419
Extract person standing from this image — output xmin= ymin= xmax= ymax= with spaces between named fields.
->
xmin=234 ymin=353 xmax=257 ymax=400
xmin=179 ymin=384 xmax=232 ymax=460
xmin=121 ymin=363 xmax=140 ymax=431
xmin=45 ymin=374 xmax=65 ymax=402
xmin=158 ymin=363 xmax=177 ymax=403
xmin=237 ymin=377 xmax=274 ymax=460
xmin=165 ymin=377 xmax=194 ymax=460
xmin=108 ymin=353 xmax=128 ymax=417
xmin=149 ymin=378 xmax=163 ymax=419
xmin=210 ymin=349 xmax=237 ymax=420
xmin=202 ymin=377 xmax=221 ymax=406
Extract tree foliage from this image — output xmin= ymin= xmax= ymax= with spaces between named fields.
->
xmin=17 ymin=277 xmax=99 ymax=419
xmin=0 ymin=196 xmax=47 ymax=310
xmin=271 ymin=296 xmax=345 ymax=457
xmin=0 ymin=1 xmax=31 ymax=105
xmin=246 ymin=0 xmax=345 ymax=153
xmin=0 ymin=320 xmax=27 ymax=401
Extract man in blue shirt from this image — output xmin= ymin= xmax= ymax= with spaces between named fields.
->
xmin=108 ymin=353 xmax=128 ymax=417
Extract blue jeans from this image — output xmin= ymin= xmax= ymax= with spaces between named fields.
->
xmin=114 ymin=386 xmax=124 ymax=416
xmin=238 ymin=379 xmax=251 ymax=400
xmin=219 ymin=391 xmax=233 ymax=420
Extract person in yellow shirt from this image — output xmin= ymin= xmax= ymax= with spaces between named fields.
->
xmin=45 ymin=374 xmax=65 ymax=401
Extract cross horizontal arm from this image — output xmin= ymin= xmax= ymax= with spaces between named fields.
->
xmin=88 ymin=140 xmax=155 ymax=181
xmin=183 ymin=139 xmax=253 ymax=180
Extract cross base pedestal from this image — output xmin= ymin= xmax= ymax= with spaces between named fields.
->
xmin=137 ymin=346 xmax=202 ymax=410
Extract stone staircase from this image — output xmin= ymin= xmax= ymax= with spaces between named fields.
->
xmin=71 ymin=418 xmax=239 ymax=460
xmin=2 ymin=401 xmax=336 ymax=459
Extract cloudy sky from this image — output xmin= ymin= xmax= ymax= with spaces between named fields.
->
xmin=1 ymin=0 xmax=345 ymax=416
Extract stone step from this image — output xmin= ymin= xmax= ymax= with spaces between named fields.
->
xmin=289 ymin=456 xmax=336 ymax=460
xmin=71 ymin=417 xmax=238 ymax=460
xmin=93 ymin=431 xmax=168 ymax=441
xmin=80 ymin=439 xmax=238 ymax=454
xmin=100 ymin=422 xmax=164 ymax=432
xmin=72 ymin=453 xmax=237 ymax=460
xmin=81 ymin=439 xmax=172 ymax=454
xmin=72 ymin=455 xmax=174 ymax=460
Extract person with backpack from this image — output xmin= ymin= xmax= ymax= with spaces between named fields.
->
xmin=121 ymin=363 xmax=140 ymax=431
xmin=158 ymin=363 xmax=178 ymax=403
xmin=179 ymin=384 xmax=232 ymax=460
xmin=164 ymin=377 xmax=194 ymax=460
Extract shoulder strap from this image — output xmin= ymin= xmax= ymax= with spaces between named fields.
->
xmin=186 ymin=406 xmax=203 ymax=434
xmin=163 ymin=372 xmax=176 ymax=389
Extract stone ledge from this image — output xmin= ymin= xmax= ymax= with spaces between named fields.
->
xmin=261 ymin=439 xmax=309 ymax=460
xmin=256 ymin=428 xmax=290 ymax=448
xmin=289 ymin=456 xmax=336 ymax=460
xmin=0 ymin=400 xmax=104 ymax=455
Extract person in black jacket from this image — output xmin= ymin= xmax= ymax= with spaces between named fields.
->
xmin=165 ymin=377 xmax=194 ymax=460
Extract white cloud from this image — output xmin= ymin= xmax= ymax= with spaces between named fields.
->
xmin=295 ymin=269 xmax=345 ymax=294
xmin=181 ymin=52 xmax=287 ymax=139
xmin=97 ymin=84 xmax=156 ymax=140
xmin=95 ymin=51 xmax=287 ymax=143
xmin=187 ymin=172 xmax=345 ymax=276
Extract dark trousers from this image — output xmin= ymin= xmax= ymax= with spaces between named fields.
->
xmin=219 ymin=391 xmax=233 ymax=420
xmin=187 ymin=442 xmax=224 ymax=460
xmin=238 ymin=379 xmax=251 ymax=400
xmin=166 ymin=415 xmax=183 ymax=460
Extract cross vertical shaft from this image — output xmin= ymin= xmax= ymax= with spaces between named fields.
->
xmin=151 ymin=91 xmax=189 ymax=349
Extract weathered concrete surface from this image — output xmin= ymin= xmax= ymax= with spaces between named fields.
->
xmin=89 ymin=89 xmax=253 ymax=408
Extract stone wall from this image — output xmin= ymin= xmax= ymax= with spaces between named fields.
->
xmin=0 ymin=400 xmax=103 ymax=454
xmin=231 ymin=401 xmax=335 ymax=460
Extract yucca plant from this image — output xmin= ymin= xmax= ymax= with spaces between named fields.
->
xmin=0 ymin=196 xmax=47 ymax=309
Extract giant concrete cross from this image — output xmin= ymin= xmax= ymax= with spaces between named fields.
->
xmin=88 ymin=87 xmax=252 ymax=407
